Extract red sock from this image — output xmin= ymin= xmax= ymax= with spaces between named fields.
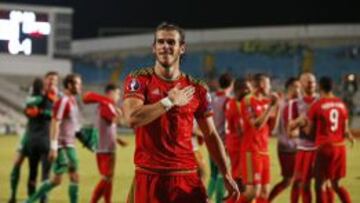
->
xmin=103 ymin=181 xmax=113 ymax=203
xmin=302 ymin=186 xmax=312 ymax=203
xmin=268 ymin=180 xmax=289 ymax=202
xmin=326 ymin=186 xmax=334 ymax=203
xmin=336 ymin=186 xmax=351 ymax=203
xmin=256 ymin=197 xmax=268 ymax=203
xmin=91 ymin=179 xmax=106 ymax=203
xmin=291 ymin=183 xmax=301 ymax=203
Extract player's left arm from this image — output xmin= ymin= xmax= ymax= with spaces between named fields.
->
xmin=197 ymin=116 xmax=240 ymax=200
xmin=345 ymin=119 xmax=355 ymax=147
xmin=269 ymin=105 xmax=281 ymax=133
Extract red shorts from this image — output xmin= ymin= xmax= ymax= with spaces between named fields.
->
xmin=240 ymin=151 xmax=270 ymax=185
xmin=127 ymin=168 xmax=208 ymax=203
xmin=294 ymin=150 xmax=315 ymax=182
xmin=314 ymin=144 xmax=346 ymax=180
xmin=96 ymin=153 xmax=115 ymax=177
xmin=225 ymin=135 xmax=242 ymax=178
xmin=278 ymin=150 xmax=296 ymax=178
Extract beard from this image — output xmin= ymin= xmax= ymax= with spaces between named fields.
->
xmin=156 ymin=53 xmax=180 ymax=69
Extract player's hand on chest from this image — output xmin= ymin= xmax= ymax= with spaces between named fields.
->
xmin=146 ymin=81 xmax=199 ymax=113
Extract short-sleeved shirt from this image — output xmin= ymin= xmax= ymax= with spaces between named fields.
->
xmin=96 ymin=102 xmax=118 ymax=153
xmin=123 ymin=67 xmax=213 ymax=170
xmin=224 ymin=98 xmax=243 ymax=151
xmin=52 ymin=95 xmax=80 ymax=148
xmin=277 ymin=98 xmax=299 ymax=153
xmin=294 ymin=95 xmax=318 ymax=150
xmin=308 ymin=97 xmax=348 ymax=146
xmin=240 ymin=94 xmax=271 ymax=153
xmin=210 ymin=91 xmax=230 ymax=141
xmin=225 ymin=98 xmax=243 ymax=137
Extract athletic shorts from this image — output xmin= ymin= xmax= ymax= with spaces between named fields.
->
xmin=96 ymin=153 xmax=115 ymax=177
xmin=240 ymin=151 xmax=270 ymax=185
xmin=225 ymin=135 xmax=242 ymax=178
xmin=278 ymin=150 xmax=296 ymax=178
xmin=53 ymin=147 xmax=79 ymax=174
xmin=294 ymin=150 xmax=315 ymax=182
xmin=127 ymin=168 xmax=208 ymax=203
xmin=314 ymin=143 xmax=346 ymax=180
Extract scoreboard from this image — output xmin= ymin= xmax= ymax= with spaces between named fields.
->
xmin=0 ymin=3 xmax=72 ymax=58
xmin=0 ymin=9 xmax=50 ymax=55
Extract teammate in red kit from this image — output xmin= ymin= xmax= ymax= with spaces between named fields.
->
xmin=225 ymin=77 xmax=252 ymax=203
xmin=224 ymin=77 xmax=252 ymax=182
xmin=268 ymin=77 xmax=301 ymax=202
xmin=208 ymin=73 xmax=234 ymax=203
xmin=289 ymin=72 xmax=319 ymax=203
xmin=83 ymin=83 xmax=128 ymax=203
xmin=305 ymin=77 xmax=354 ymax=203
xmin=238 ymin=73 xmax=280 ymax=203
xmin=123 ymin=22 xmax=239 ymax=203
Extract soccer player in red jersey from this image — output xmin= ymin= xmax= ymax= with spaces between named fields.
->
xmin=289 ymin=72 xmax=318 ymax=203
xmin=225 ymin=77 xmax=252 ymax=203
xmin=123 ymin=22 xmax=239 ymax=203
xmin=305 ymin=77 xmax=354 ymax=203
xmin=239 ymin=73 xmax=280 ymax=203
xmin=83 ymin=83 xmax=128 ymax=203
xmin=224 ymin=77 xmax=252 ymax=181
xmin=268 ymin=77 xmax=301 ymax=202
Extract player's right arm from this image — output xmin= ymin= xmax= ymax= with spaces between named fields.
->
xmin=246 ymin=93 xmax=279 ymax=130
xmin=123 ymin=76 xmax=194 ymax=128
xmin=123 ymin=97 xmax=167 ymax=128
xmin=48 ymin=98 xmax=69 ymax=161
xmin=48 ymin=118 xmax=60 ymax=161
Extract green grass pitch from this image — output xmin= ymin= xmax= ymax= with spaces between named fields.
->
xmin=0 ymin=135 xmax=359 ymax=202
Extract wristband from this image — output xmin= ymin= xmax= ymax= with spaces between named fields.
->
xmin=50 ymin=140 xmax=58 ymax=150
xmin=160 ymin=97 xmax=174 ymax=111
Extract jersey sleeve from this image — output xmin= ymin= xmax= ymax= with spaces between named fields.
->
xmin=123 ymin=75 xmax=146 ymax=101
xmin=100 ymin=103 xmax=117 ymax=123
xmin=225 ymin=99 xmax=235 ymax=123
xmin=241 ymin=96 xmax=257 ymax=121
xmin=195 ymin=87 xmax=213 ymax=119
xmin=52 ymin=98 xmax=70 ymax=120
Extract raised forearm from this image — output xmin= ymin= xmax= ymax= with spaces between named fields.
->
xmin=253 ymin=106 xmax=274 ymax=129
xmin=127 ymin=102 xmax=167 ymax=128
xmin=49 ymin=119 xmax=60 ymax=149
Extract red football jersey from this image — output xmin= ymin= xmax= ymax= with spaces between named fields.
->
xmin=308 ymin=97 xmax=348 ymax=146
xmin=240 ymin=94 xmax=271 ymax=153
xmin=224 ymin=98 xmax=243 ymax=151
xmin=123 ymin=67 xmax=213 ymax=170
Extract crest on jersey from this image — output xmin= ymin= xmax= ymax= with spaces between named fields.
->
xmin=128 ymin=79 xmax=140 ymax=92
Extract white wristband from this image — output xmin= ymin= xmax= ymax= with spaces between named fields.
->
xmin=50 ymin=140 xmax=58 ymax=150
xmin=160 ymin=97 xmax=174 ymax=111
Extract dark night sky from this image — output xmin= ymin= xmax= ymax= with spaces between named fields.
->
xmin=2 ymin=0 xmax=360 ymax=39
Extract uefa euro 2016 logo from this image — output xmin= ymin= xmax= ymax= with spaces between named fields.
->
xmin=128 ymin=79 xmax=140 ymax=92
